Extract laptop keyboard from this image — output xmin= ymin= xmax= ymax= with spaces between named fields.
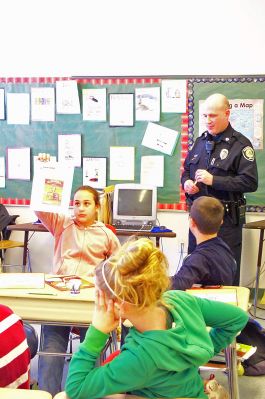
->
xmin=113 ymin=224 xmax=153 ymax=232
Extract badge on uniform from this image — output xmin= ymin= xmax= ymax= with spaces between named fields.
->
xmin=242 ymin=146 xmax=255 ymax=161
xmin=220 ymin=149 xmax=228 ymax=160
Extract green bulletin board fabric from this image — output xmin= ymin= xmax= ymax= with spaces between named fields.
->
xmin=0 ymin=78 xmax=182 ymax=205
xmin=1 ymin=76 xmax=265 ymax=210
xmin=189 ymin=78 xmax=265 ymax=209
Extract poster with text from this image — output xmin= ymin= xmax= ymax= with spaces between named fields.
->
xmin=199 ymin=99 xmax=264 ymax=150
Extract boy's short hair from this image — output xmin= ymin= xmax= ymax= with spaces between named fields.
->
xmin=190 ymin=196 xmax=224 ymax=234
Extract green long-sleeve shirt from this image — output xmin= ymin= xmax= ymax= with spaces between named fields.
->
xmin=66 ymin=290 xmax=248 ymax=399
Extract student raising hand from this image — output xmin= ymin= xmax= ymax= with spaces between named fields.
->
xmin=92 ymin=289 xmax=120 ymax=334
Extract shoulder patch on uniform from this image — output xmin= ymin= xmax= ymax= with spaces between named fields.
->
xmin=242 ymin=146 xmax=255 ymax=161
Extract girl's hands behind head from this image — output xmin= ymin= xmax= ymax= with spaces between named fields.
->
xmin=92 ymin=289 xmax=120 ymax=334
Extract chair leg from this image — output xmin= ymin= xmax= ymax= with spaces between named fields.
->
xmin=27 ymin=249 xmax=32 ymax=272
xmin=1 ymin=247 xmax=31 ymax=273
xmin=224 ymin=340 xmax=240 ymax=399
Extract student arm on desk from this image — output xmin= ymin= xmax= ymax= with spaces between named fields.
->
xmin=171 ymin=257 xmax=206 ymax=291
xmin=194 ymin=297 xmax=249 ymax=355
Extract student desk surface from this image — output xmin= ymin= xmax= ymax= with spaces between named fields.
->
xmin=0 ymin=281 xmax=248 ymax=399
xmin=0 ymin=282 xmax=249 ymax=326
xmin=187 ymin=286 xmax=249 ymax=399
xmin=0 ymin=388 xmax=52 ymax=399
xmin=0 ymin=278 xmax=95 ymax=326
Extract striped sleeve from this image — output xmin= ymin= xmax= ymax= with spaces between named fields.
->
xmin=0 ymin=305 xmax=31 ymax=389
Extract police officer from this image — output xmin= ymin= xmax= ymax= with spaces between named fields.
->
xmin=182 ymin=93 xmax=258 ymax=285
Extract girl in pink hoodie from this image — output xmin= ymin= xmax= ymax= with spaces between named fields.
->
xmin=36 ymin=183 xmax=120 ymax=396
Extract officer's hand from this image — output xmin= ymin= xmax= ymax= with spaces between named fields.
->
xmin=195 ymin=169 xmax=213 ymax=186
xmin=38 ymin=153 xmax=51 ymax=162
xmin=184 ymin=179 xmax=199 ymax=195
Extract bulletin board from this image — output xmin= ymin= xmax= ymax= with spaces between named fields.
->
xmin=1 ymin=76 xmax=264 ymax=211
xmin=0 ymin=77 xmax=187 ymax=210
xmin=188 ymin=77 xmax=265 ymax=211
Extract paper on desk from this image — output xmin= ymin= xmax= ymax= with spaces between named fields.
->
xmin=186 ymin=288 xmax=238 ymax=306
xmin=0 ymin=273 xmax=45 ymax=289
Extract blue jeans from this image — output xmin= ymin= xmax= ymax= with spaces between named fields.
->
xmin=38 ymin=325 xmax=87 ymax=396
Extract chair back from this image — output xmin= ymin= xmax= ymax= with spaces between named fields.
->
xmin=0 ymin=204 xmax=19 ymax=241
xmin=24 ymin=323 xmax=38 ymax=359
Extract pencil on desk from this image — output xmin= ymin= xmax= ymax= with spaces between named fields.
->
xmin=27 ymin=292 xmax=57 ymax=296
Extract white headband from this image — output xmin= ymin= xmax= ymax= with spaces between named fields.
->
xmin=101 ymin=260 xmax=136 ymax=306
xmin=101 ymin=260 xmax=120 ymax=300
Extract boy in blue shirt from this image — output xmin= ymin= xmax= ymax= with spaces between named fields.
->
xmin=172 ymin=196 xmax=236 ymax=290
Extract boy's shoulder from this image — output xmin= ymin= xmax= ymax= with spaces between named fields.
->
xmin=196 ymin=237 xmax=230 ymax=251
xmin=184 ymin=237 xmax=231 ymax=263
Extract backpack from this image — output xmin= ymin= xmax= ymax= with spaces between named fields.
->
xmin=0 ymin=204 xmax=19 ymax=240
xmin=236 ymin=318 xmax=265 ymax=376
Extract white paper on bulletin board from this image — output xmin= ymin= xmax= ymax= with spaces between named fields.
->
xmin=30 ymin=161 xmax=74 ymax=213
xmin=141 ymin=155 xmax=164 ymax=187
xmin=142 ymin=122 xmax=179 ymax=155
xmin=109 ymin=146 xmax=135 ymax=181
xmin=161 ymin=79 xmax=187 ymax=113
xmin=0 ymin=157 xmax=5 ymax=188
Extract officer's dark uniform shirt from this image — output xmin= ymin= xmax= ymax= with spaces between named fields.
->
xmin=171 ymin=237 xmax=236 ymax=290
xmin=181 ymin=123 xmax=258 ymax=202
xmin=181 ymin=123 xmax=258 ymax=286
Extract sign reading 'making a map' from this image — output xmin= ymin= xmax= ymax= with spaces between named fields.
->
xmin=199 ymin=99 xmax=263 ymax=150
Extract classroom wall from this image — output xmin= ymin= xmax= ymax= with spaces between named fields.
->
xmin=2 ymin=0 xmax=265 ymax=287
xmin=1 ymin=0 xmax=265 ymax=77
xmin=5 ymin=206 xmax=265 ymax=288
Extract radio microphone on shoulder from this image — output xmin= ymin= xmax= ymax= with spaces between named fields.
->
xmin=205 ymin=133 xmax=215 ymax=169
xmin=205 ymin=133 xmax=215 ymax=154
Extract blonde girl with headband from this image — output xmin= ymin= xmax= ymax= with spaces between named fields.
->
xmin=66 ymin=238 xmax=248 ymax=399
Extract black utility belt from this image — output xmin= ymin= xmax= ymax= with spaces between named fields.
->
xmin=220 ymin=199 xmax=246 ymax=225
xmin=220 ymin=198 xmax=246 ymax=207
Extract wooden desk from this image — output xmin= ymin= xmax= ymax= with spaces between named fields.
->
xmin=243 ymin=219 xmax=265 ymax=316
xmin=7 ymin=223 xmax=177 ymax=271
xmin=187 ymin=286 xmax=249 ymax=399
xmin=0 ymin=277 xmax=94 ymax=326
xmin=0 ymin=388 xmax=52 ymax=399
xmin=0 ymin=275 xmax=116 ymax=359
xmin=115 ymin=229 xmax=176 ymax=247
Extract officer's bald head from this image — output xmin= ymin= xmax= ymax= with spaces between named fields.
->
xmin=204 ymin=93 xmax=230 ymax=111
xmin=202 ymin=93 xmax=230 ymax=135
